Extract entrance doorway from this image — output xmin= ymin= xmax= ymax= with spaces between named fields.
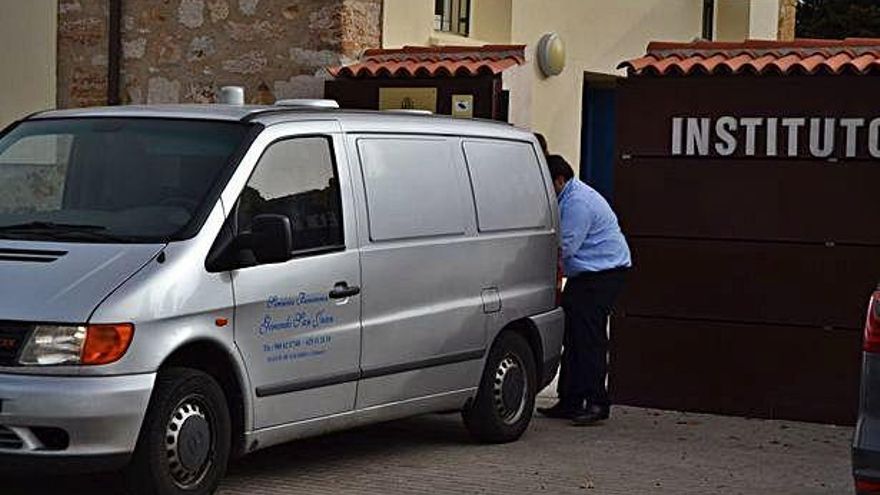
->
xmin=580 ymin=74 xmax=618 ymax=202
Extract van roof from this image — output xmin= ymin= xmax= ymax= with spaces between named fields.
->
xmin=30 ymin=105 xmax=534 ymax=140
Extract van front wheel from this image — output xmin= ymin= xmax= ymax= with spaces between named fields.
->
xmin=125 ymin=368 xmax=231 ymax=495
xmin=463 ymin=332 xmax=537 ymax=443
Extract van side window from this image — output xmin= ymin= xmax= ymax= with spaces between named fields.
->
xmin=237 ymin=136 xmax=343 ymax=253
xmin=357 ymin=137 xmax=466 ymax=242
xmin=463 ymin=140 xmax=551 ymax=232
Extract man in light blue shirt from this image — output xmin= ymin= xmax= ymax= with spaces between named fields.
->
xmin=538 ymin=155 xmax=631 ymax=426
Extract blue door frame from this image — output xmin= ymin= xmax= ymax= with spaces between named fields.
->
xmin=580 ymin=80 xmax=617 ymax=202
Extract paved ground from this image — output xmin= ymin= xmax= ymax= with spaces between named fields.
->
xmin=5 ymin=397 xmax=853 ymax=495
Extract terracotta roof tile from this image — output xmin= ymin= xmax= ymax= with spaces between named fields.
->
xmin=849 ymin=53 xmax=876 ymax=72
xmin=329 ymin=45 xmax=526 ymax=79
xmin=721 ymin=53 xmax=753 ymax=72
xmin=619 ymin=38 xmax=880 ymax=76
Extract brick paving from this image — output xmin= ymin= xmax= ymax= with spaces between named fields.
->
xmin=5 ymin=397 xmax=852 ymax=495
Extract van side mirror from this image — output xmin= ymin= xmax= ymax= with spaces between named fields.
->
xmin=247 ymin=214 xmax=294 ymax=264
xmin=205 ymin=214 xmax=294 ymax=272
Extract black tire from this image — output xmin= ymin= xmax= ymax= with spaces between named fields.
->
xmin=125 ymin=368 xmax=231 ymax=495
xmin=463 ymin=332 xmax=537 ymax=443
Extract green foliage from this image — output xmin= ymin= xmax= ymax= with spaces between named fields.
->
xmin=797 ymin=0 xmax=880 ymax=39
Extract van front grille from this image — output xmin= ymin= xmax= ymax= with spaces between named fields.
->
xmin=0 ymin=426 xmax=23 ymax=450
xmin=0 ymin=322 xmax=32 ymax=366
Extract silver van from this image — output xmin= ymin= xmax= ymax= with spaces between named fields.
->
xmin=0 ymin=102 xmax=564 ymax=495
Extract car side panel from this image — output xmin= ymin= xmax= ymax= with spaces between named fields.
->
xmin=855 ymin=352 xmax=880 ymax=480
xmin=349 ymin=134 xmax=487 ymax=408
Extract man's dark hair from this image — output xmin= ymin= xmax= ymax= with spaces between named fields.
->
xmin=534 ymin=133 xmax=549 ymax=155
xmin=546 ymin=154 xmax=574 ymax=182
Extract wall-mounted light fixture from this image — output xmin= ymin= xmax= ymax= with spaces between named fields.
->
xmin=537 ymin=33 xmax=566 ymax=77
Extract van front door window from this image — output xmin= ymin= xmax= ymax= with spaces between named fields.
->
xmin=235 ymin=136 xmax=343 ymax=254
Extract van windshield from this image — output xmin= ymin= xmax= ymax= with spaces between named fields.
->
xmin=0 ymin=118 xmax=252 ymax=243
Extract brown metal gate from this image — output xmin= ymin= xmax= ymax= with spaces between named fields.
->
xmin=611 ymin=41 xmax=880 ymax=424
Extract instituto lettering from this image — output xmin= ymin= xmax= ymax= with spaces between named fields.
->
xmin=671 ymin=116 xmax=880 ymax=158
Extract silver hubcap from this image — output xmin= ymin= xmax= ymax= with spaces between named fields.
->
xmin=166 ymin=398 xmax=213 ymax=489
xmin=493 ymin=354 xmax=528 ymax=425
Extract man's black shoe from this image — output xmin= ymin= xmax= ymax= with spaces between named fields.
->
xmin=537 ymin=401 xmax=581 ymax=419
xmin=571 ymin=405 xmax=610 ymax=426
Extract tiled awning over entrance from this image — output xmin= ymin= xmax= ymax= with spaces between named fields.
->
xmin=619 ymin=38 xmax=880 ymax=76
xmin=329 ymin=45 xmax=526 ymax=79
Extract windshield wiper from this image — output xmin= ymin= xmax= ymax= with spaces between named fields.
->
xmin=0 ymin=222 xmax=138 ymax=243
xmin=0 ymin=221 xmax=108 ymax=232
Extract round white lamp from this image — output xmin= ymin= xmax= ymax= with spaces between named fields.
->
xmin=537 ymin=33 xmax=566 ymax=77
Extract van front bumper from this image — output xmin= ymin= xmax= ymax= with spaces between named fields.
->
xmin=0 ymin=372 xmax=155 ymax=472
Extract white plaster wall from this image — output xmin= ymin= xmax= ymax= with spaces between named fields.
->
xmin=748 ymin=0 xmax=781 ymax=40
xmin=0 ymin=0 xmax=58 ymax=128
xmin=716 ymin=0 xmax=751 ymax=41
xmin=382 ymin=0 xmax=435 ymax=48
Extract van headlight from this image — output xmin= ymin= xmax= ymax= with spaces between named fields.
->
xmin=19 ymin=324 xmax=134 ymax=366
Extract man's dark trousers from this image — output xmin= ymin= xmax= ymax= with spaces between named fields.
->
xmin=557 ymin=268 xmax=627 ymax=410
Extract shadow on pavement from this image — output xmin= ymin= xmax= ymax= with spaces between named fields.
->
xmin=2 ymin=413 xmax=471 ymax=495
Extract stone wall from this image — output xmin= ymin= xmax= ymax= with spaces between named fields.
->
xmin=58 ymin=0 xmax=110 ymax=108
xmin=57 ymin=0 xmax=382 ymax=107
xmin=777 ymin=0 xmax=797 ymax=42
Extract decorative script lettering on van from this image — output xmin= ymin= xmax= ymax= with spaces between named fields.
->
xmin=266 ymin=292 xmax=329 ymax=309
xmin=670 ymin=116 xmax=880 ymax=159
xmin=258 ymin=292 xmax=335 ymax=364
xmin=257 ymin=311 xmax=335 ymax=335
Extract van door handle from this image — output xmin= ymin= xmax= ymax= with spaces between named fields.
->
xmin=329 ymin=282 xmax=361 ymax=299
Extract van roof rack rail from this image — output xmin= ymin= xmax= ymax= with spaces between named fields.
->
xmin=239 ymin=99 xmax=341 ymax=122
xmin=383 ymin=109 xmax=433 ymax=115
xmin=274 ymin=99 xmax=340 ymax=109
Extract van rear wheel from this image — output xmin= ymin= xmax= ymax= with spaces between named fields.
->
xmin=463 ymin=332 xmax=537 ymax=443
xmin=125 ymin=368 xmax=231 ymax=495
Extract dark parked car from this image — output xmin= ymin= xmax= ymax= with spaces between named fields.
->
xmin=854 ymin=285 xmax=880 ymax=494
